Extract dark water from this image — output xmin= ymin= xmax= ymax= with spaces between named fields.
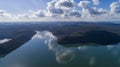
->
xmin=0 ymin=31 xmax=120 ymax=67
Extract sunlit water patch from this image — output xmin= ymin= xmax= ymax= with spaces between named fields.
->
xmin=0 ymin=31 xmax=120 ymax=67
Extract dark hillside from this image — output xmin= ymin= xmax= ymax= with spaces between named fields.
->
xmin=57 ymin=30 xmax=120 ymax=45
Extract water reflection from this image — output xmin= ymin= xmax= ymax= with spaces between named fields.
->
xmin=32 ymin=31 xmax=75 ymax=63
xmin=0 ymin=31 xmax=120 ymax=67
xmin=89 ymin=56 xmax=96 ymax=66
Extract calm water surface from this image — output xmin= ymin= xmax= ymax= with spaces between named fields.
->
xmin=0 ymin=31 xmax=120 ymax=67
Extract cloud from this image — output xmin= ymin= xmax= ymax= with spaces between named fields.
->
xmin=78 ymin=1 xmax=90 ymax=8
xmin=46 ymin=0 xmax=64 ymax=17
xmin=110 ymin=2 xmax=120 ymax=14
xmin=0 ymin=10 xmax=17 ymax=22
xmin=55 ymin=0 xmax=75 ymax=10
xmin=68 ymin=10 xmax=81 ymax=17
xmin=17 ymin=10 xmax=47 ymax=21
xmin=0 ymin=10 xmax=12 ymax=18
xmin=46 ymin=0 xmax=76 ymax=17
xmin=0 ymin=0 xmax=120 ymax=22
xmin=34 ymin=10 xmax=46 ymax=17
xmin=47 ymin=5 xmax=64 ymax=17
xmin=92 ymin=0 xmax=100 ymax=5
xmin=78 ymin=1 xmax=107 ymax=17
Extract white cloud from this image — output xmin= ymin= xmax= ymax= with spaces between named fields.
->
xmin=55 ymin=0 xmax=75 ymax=10
xmin=78 ymin=1 xmax=107 ymax=17
xmin=35 ymin=10 xmax=46 ymax=17
xmin=0 ymin=10 xmax=12 ymax=18
xmin=0 ymin=0 xmax=120 ymax=22
xmin=110 ymin=2 xmax=120 ymax=14
xmin=92 ymin=0 xmax=99 ymax=5
xmin=78 ymin=1 xmax=90 ymax=8
xmin=0 ymin=10 xmax=18 ymax=22
xmin=46 ymin=0 xmax=64 ymax=17
xmin=47 ymin=5 xmax=64 ymax=17
xmin=17 ymin=10 xmax=47 ymax=21
xmin=46 ymin=0 xmax=77 ymax=17
xmin=68 ymin=10 xmax=81 ymax=17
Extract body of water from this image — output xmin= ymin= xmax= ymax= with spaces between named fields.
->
xmin=0 ymin=31 xmax=120 ymax=67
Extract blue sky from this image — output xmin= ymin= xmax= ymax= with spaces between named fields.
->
xmin=0 ymin=0 xmax=120 ymax=22
xmin=0 ymin=0 xmax=49 ymax=14
xmin=0 ymin=0 xmax=118 ymax=14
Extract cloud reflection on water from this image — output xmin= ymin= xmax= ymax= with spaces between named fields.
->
xmin=32 ymin=31 xmax=75 ymax=63
xmin=89 ymin=56 xmax=96 ymax=66
xmin=32 ymin=31 xmax=120 ymax=66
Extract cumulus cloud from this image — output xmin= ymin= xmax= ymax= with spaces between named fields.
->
xmin=1 ymin=0 xmax=120 ymax=22
xmin=17 ymin=14 xmax=30 ymax=20
xmin=25 ymin=10 xmax=46 ymax=18
xmin=46 ymin=0 xmax=77 ymax=17
xmin=17 ymin=10 xmax=47 ymax=21
xmin=46 ymin=0 xmax=64 ymax=17
xmin=92 ymin=0 xmax=100 ymax=5
xmin=68 ymin=10 xmax=81 ymax=17
xmin=110 ymin=2 xmax=120 ymax=14
xmin=55 ymin=0 xmax=75 ymax=10
xmin=0 ymin=10 xmax=18 ymax=22
xmin=0 ymin=10 xmax=12 ymax=18
xmin=92 ymin=7 xmax=108 ymax=15
xmin=47 ymin=5 xmax=64 ymax=17
xmin=78 ymin=1 xmax=107 ymax=17
xmin=34 ymin=10 xmax=46 ymax=17
xmin=78 ymin=1 xmax=90 ymax=8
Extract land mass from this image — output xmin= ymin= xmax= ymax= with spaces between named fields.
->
xmin=0 ymin=22 xmax=120 ymax=55
xmin=0 ymin=30 xmax=36 ymax=55
xmin=57 ymin=30 xmax=120 ymax=46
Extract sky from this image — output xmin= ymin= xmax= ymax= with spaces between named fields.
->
xmin=0 ymin=0 xmax=49 ymax=14
xmin=0 ymin=0 xmax=120 ymax=22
